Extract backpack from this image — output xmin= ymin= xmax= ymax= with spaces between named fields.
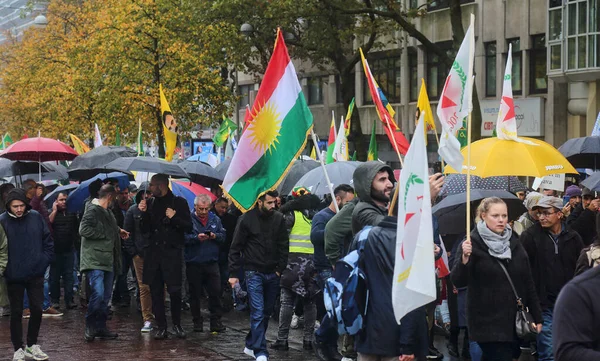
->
xmin=323 ymin=226 xmax=371 ymax=335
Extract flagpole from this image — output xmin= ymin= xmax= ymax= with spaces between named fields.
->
xmin=385 ymin=114 xmax=405 ymax=216
xmin=466 ymin=13 xmax=476 ymax=243
xmin=311 ymin=128 xmax=339 ymax=212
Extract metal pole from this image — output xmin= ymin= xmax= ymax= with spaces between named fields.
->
xmin=310 ymin=129 xmax=338 ymax=212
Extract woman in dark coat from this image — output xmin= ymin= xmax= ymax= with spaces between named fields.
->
xmin=452 ymin=197 xmax=542 ymax=361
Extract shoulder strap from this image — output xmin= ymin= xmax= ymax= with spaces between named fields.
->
xmin=495 ymin=259 xmax=521 ymax=302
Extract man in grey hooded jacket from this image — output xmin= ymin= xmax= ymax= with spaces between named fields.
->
xmin=351 ymin=161 xmax=395 ymax=235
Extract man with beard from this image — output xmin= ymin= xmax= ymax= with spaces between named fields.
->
xmin=351 ymin=161 xmax=395 ymax=234
xmin=228 ymin=190 xmax=289 ymax=361
xmin=139 ymin=174 xmax=192 ymax=340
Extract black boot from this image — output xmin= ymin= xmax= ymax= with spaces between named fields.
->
xmin=303 ymin=340 xmax=313 ymax=350
xmin=84 ymin=326 xmax=96 ymax=342
xmin=210 ymin=320 xmax=226 ymax=333
xmin=173 ymin=325 xmax=186 ymax=339
xmin=96 ymin=328 xmax=118 ymax=339
xmin=328 ymin=346 xmax=343 ymax=361
xmin=193 ymin=321 xmax=204 ymax=332
xmin=270 ymin=339 xmax=289 ymax=350
xmin=154 ymin=328 xmax=168 ymax=340
xmin=447 ymin=342 xmax=460 ymax=357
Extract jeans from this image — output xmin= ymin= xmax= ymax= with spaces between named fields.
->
xmin=86 ymin=270 xmax=114 ymax=331
xmin=245 ymin=271 xmax=280 ymax=359
xmin=187 ymin=262 xmax=222 ymax=324
xmin=24 ymin=267 xmax=51 ymax=311
xmin=537 ymin=308 xmax=554 ymax=361
xmin=315 ymin=269 xmax=338 ymax=347
xmin=277 ymin=287 xmax=316 ymax=342
xmin=132 ymin=256 xmax=152 ymax=322
xmin=470 ymin=341 xmax=483 ymax=361
xmin=50 ymin=252 xmax=75 ymax=305
xmin=7 ymin=277 xmax=44 ymax=351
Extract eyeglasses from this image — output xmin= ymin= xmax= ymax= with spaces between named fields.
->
xmin=536 ymin=211 xmax=557 ymax=218
xmin=194 ymin=206 xmax=210 ymax=211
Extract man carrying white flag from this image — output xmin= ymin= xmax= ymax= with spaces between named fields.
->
xmin=437 ymin=15 xmax=475 ymax=171
xmin=392 ymin=113 xmax=437 ymax=323
xmin=94 ymin=123 xmax=103 ymax=148
xmin=496 ymin=44 xmax=535 ymax=145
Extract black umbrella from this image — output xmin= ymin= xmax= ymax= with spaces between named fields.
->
xmin=177 ymin=160 xmax=222 ymax=187
xmin=277 ymin=159 xmax=320 ymax=195
xmin=215 ymin=158 xmax=232 ymax=179
xmin=0 ymin=159 xmax=68 ymax=180
xmin=433 ymin=190 xmax=526 ymax=235
xmin=581 ymin=172 xmax=600 ymax=191
xmin=68 ymin=146 xmax=138 ymax=180
xmin=439 ymin=174 xmax=527 ymax=198
xmin=103 ymin=157 xmax=189 ymax=178
xmin=558 ymin=136 xmax=600 ymax=169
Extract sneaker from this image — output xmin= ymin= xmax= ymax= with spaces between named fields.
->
xmin=13 ymin=348 xmax=27 ymax=361
xmin=22 ymin=309 xmax=30 ymax=319
xmin=256 ymin=356 xmax=268 ymax=361
xmin=243 ymin=347 xmax=255 ymax=359
xmin=42 ymin=307 xmax=63 ymax=317
xmin=290 ymin=314 xmax=299 ymax=329
xmin=141 ymin=321 xmax=152 ymax=333
xmin=426 ymin=346 xmax=443 ymax=359
xmin=26 ymin=345 xmax=49 ymax=361
xmin=341 ymin=358 xmax=355 ymax=361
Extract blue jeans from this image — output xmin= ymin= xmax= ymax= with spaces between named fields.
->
xmin=245 ymin=271 xmax=280 ymax=359
xmin=470 ymin=341 xmax=482 ymax=361
xmin=315 ymin=269 xmax=338 ymax=346
xmin=537 ymin=308 xmax=554 ymax=361
xmin=86 ymin=270 xmax=114 ymax=330
xmin=24 ymin=267 xmax=51 ymax=310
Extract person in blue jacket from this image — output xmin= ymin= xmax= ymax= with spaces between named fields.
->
xmin=185 ymin=194 xmax=226 ymax=333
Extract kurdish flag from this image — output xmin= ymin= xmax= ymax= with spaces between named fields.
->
xmin=213 ymin=116 xmax=237 ymax=147
xmin=222 ymin=29 xmax=314 ymax=212
xmin=367 ymin=123 xmax=378 ymax=161
xmin=326 ymin=112 xmax=336 ymax=164
xmin=69 ymin=133 xmax=90 ymax=154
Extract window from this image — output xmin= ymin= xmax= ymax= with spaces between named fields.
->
xmin=408 ymin=48 xmax=418 ymax=102
xmin=530 ymin=35 xmax=548 ymax=94
xmin=238 ymin=84 xmax=253 ymax=109
xmin=485 ymin=42 xmax=497 ymax=97
xmin=409 ymin=0 xmax=419 ymax=9
xmin=507 ymin=38 xmax=523 ymax=95
xmin=428 ymin=0 xmax=474 ymax=11
xmin=363 ymin=55 xmax=401 ymax=104
xmin=427 ymin=42 xmax=455 ymax=100
xmin=307 ymin=76 xmax=325 ymax=105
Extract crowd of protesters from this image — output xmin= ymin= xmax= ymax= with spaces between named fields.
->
xmin=0 ymin=166 xmax=599 ymax=361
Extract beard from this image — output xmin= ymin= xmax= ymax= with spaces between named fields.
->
xmin=259 ymin=204 xmax=274 ymax=216
xmin=371 ymin=189 xmax=391 ymax=204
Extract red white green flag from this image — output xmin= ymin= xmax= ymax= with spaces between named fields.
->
xmin=222 ymin=29 xmax=314 ymax=212
xmin=326 ymin=112 xmax=336 ymax=164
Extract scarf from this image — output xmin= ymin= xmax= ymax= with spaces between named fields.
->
xmin=477 ymin=220 xmax=512 ymax=260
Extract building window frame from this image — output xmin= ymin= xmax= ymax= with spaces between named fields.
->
xmin=427 ymin=0 xmax=475 ymax=11
xmin=307 ymin=76 xmax=326 ymax=105
xmin=237 ymin=84 xmax=253 ymax=109
xmin=485 ymin=42 xmax=497 ymax=97
xmin=507 ymin=38 xmax=523 ymax=96
xmin=408 ymin=47 xmax=418 ymax=102
xmin=426 ymin=41 xmax=455 ymax=100
xmin=530 ymin=34 xmax=548 ymax=94
xmin=363 ymin=53 xmax=401 ymax=104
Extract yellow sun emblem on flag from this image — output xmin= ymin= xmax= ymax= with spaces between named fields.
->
xmin=247 ymin=102 xmax=282 ymax=154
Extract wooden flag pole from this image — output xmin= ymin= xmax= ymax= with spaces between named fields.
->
xmin=311 ymin=128 xmax=339 ymax=212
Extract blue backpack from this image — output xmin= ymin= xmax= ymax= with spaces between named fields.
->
xmin=323 ymin=227 xmax=371 ymax=335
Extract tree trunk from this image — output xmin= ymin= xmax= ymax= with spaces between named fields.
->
xmin=341 ymin=70 xmax=366 ymax=160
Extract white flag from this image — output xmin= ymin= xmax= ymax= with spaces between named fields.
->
xmin=496 ymin=44 xmax=535 ymax=145
xmin=332 ymin=116 xmax=348 ymax=161
xmin=437 ymin=15 xmax=475 ymax=171
xmin=94 ymin=123 xmax=103 ymax=148
xmin=393 ymin=113 xmax=436 ymax=323
xmin=224 ymin=133 xmax=235 ymax=160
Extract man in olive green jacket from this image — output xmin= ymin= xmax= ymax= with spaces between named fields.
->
xmin=79 ymin=185 xmax=129 ymax=342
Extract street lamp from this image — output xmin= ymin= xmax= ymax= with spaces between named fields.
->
xmin=240 ymin=23 xmax=253 ymax=38
xmin=33 ymin=14 xmax=48 ymax=28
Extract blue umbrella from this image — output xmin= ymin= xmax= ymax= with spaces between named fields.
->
xmin=44 ymin=183 xmax=78 ymax=209
xmin=66 ymin=172 xmax=130 ymax=213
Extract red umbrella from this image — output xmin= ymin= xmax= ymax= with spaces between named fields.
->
xmin=0 ymin=137 xmax=78 ymax=162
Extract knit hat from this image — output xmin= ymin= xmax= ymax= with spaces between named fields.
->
xmin=523 ymin=191 xmax=543 ymax=210
xmin=565 ymin=185 xmax=582 ymax=198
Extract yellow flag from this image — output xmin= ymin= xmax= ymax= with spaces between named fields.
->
xmin=417 ymin=79 xmax=436 ymax=138
xmin=69 ymin=133 xmax=90 ymax=154
xmin=159 ymin=84 xmax=178 ymax=161
xmin=310 ymin=145 xmax=316 ymax=160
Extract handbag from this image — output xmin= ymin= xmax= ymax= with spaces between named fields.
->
xmin=496 ymin=260 xmax=539 ymax=341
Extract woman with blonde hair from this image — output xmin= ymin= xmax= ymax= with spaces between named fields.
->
xmin=451 ymin=197 xmax=542 ymax=361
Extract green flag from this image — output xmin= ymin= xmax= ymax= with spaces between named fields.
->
xmin=137 ymin=119 xmax=144 ymax=156
xmin=0 ymin=133 xmax=13 ymax=150
xmin=350 ymin=150 xmax=357 ymax=161
xmin=115 ymin=125 xmax=121 ymax=146
xmin=367 ymin=123 xmax=378 ymax=161
xmin=213 ymin=116 xmax=238 ymax=147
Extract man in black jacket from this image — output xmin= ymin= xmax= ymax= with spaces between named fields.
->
xmin=521 ymin=196 xmax=585 ymax=361
xmin=228 ymin=190 xmax=288 ymax=361
xmin=566 ymin=187 xmax=599 ymax=246
xmin=49 ymin=192 xmax=79 ymax=310
xmin=212 ymin=197 xmax=238 ymax=292
xmin=139 ymin=174 xmax=192 ymax=340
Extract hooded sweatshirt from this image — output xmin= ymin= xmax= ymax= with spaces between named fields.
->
xmin=351 ymin=161 xmax=396 ymax=235
xmin=0 ymin=189 xmax=53 ymax=282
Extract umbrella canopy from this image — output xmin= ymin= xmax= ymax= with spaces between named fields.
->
xmin=440 ymin=174 xmax=528 ymax=198
xmin=292 ymin=161 xmax=362 ymax=196
xmin=177 ymin=161 xmax=223 ymax=187
xmin=103 ymin=157 xmax=189 ymax=178
xmin=277 ymin=159 xmax=320 ymax=196
xmin=44 ymin=183 xmax=79 ymax=208
xmin=0 ymin=159 xmax=68 ymax=179
xmin=433 ymin=190 xmax=526 ymax=235
xmin=445 ymin=137 xmax=577 ymax=177
xmin=558 ymin=136 xmax=600 ymax=169
xmin=66 ymin=172 xmax=131 ymax=213
xmin=68 ymin=146 xmax=138 ymax=180
xmin=215 ymin=159 xmax=232 ymax=179
xmin=170 ymin=180 xmax=217 ymax=212
xmin=581 ymin=172 xmax=600 ymax=191
xmin=0 ymin=137 xmax=78 ymax=162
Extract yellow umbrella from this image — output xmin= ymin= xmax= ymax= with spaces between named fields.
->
xmin=445 ymin=137 xmax=577 ymax=177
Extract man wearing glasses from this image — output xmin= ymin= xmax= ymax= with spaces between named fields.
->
xmin=521 ymin=196 xmax=584 ymax=361
xmin=184 ymin=194 xmax=226 ymax=333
